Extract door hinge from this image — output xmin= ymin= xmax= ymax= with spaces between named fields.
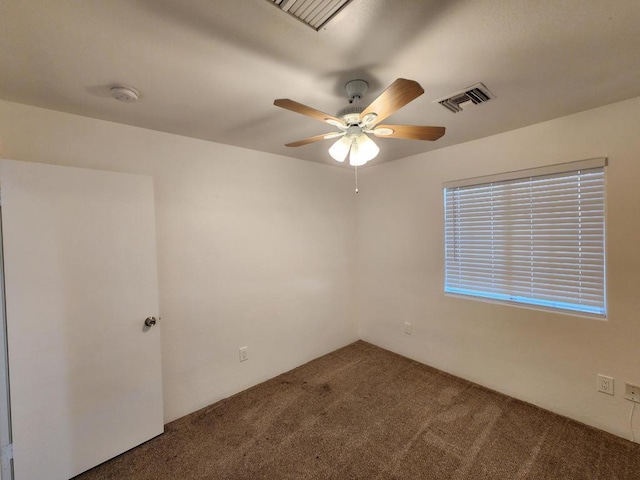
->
xmin=1 ymin=443 xmax=13 ymax=464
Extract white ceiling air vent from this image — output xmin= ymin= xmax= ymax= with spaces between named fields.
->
xmin=435 ymin=83 xmax=494 ymax=113
xmin=268 ymin=0 xmax=353 ymax=31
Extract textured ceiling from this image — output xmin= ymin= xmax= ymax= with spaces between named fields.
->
xmin=1 ymin=0 xmax=640 ymax=167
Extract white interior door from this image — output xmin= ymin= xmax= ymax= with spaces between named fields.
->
xmin=0 ymin=159 xmax=164 ymax=480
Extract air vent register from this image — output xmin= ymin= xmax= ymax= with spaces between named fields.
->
xmin=436 ymin=83 xmax=494 ymax=113
xmin=267 ymin=0 xmax=353 ymax=31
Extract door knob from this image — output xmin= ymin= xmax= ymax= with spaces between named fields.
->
xmin=144 ymin=317 xmax=157 ymax=327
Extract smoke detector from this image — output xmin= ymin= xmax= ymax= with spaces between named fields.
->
xmin=110 ymin=86 xmax=139 ymax=103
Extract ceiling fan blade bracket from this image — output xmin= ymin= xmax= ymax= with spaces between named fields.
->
xmin=372 ymin=127 xmax=394 ymax=136
xmin=323 ymin=131 xmax=346 ymax=140
xmin=325 ymin=118 xmax=348 ymax=130
xmin=373 ymin=124 xmax=445 ymax=141
xmin=361 ymin=112 xmax=378 ymax=128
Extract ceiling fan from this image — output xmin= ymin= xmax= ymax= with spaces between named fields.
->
xmin=274 ymin=78 xmax=445 ymax=167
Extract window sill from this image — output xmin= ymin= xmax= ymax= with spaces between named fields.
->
xmin=444 ymin=292 xmax=607 ymax=321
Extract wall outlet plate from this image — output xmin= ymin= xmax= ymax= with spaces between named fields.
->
xmin=404 ymin=322 xmax=412 ymax=335
xmin=597 ymin=374 xmax=614 ymax=395
xmin=625 ymin=383 xmax=640 ymax=403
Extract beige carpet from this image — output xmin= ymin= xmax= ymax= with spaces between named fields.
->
xmin=74 ymin=341 xmax=640 ymax=479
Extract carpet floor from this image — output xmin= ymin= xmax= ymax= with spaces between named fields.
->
xmin=74 ymin=341 xmax=640 ymax=479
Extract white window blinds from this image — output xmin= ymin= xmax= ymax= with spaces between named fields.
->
xmin=444 ymin=159 xmax=606 ymax=317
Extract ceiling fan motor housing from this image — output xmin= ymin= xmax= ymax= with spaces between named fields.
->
xmin=337 ymin=105 xmax=364 ymax=125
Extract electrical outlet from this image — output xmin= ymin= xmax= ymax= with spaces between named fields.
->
xmin=625 ymin=383 xmax=640 ymax=403
xmin=239 ymin=346 xmax=248 ymax=362
xmin=597 ymin=374 xmax=614 ymax=395
xmin=404 ymin=322 xmax=412 ymax=335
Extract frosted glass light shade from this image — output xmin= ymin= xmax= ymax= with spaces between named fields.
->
xmin=348 ymin=141 xmax=366 ymax=167
xmin=349 ymin=134 xmax=379 ymax=166
xmin=328 ymin=136 xmax=351 ymax=162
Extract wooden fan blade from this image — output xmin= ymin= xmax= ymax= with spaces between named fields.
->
xmin=360 ymin=79 xmax=424 ymax=124
xmin=373 ymin=125 xmax=445 ymax=141
xmin=274 ymin=99 xmax=344 ymax=125
xmin=285 ymin=133 xmax=341 ymax=147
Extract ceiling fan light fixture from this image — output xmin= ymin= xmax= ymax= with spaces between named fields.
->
xmin=349 ymin=134 xmax=379 ymax=166
xmin=329 ymin=136 xmax=351 ymax=162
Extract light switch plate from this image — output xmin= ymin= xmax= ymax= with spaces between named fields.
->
xmin=239 ymin=346 xmax=248 ymax=362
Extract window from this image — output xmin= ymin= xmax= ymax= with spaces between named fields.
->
xmin=444 ymin=158 xmax=606 ymax=317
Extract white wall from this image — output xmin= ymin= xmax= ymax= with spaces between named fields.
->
xmin=356 ymin=96 xmax=640 ymax=440
xmin=1 ymin=96 xmax=639 ymax=442
xmin=0 ymin=100 xmax=359 ymax=422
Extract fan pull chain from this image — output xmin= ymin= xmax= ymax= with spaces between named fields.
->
xmin=355 ymin=166 xmax=359 ymax=194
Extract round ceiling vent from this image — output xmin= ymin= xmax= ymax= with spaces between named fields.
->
xmin=110 ymin=86 xmax=139 ymax=103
